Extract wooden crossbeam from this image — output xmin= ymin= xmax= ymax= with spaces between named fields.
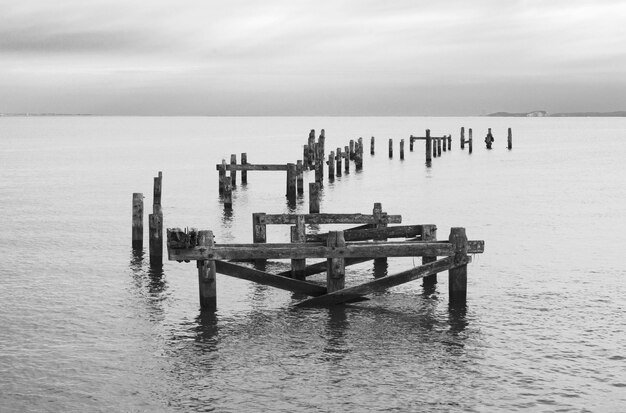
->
xmin=296 ymin=255 xmax=469 ymax=306
xmin=260 ymin=213 xmax=402 ymax=225
xmin=275 ymin=257 xmax=372 ymax=278
xmin=214 ymin=261 xmax=326 ymax=296
xmin=215 ymin=163 xmax=289 ymax=171
xmin=410 ymin=136 xmax=447 ymax=141
xmin=307 ymin=225 xmax=424 ymax=242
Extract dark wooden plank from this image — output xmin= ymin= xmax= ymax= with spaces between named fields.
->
xmin=262 ymin=213 xmax=402 ymax=225
xmin=215 ymin=164 xmax=289 ymax=171
xmin=296 ymin=255 xmax=470 ymax=307
xmin=467 ymin=240 xmax=484 ymax=253
xmin=214 ymin=260 xmax=326 ymax=296
xmin=275 ymin=257 xmax=372 ymax=278
xmin=306 ymin=225 xmax=424 ymax=242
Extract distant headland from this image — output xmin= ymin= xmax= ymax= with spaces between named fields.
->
xmin=486 ymin=110 xmax=626 ymax=117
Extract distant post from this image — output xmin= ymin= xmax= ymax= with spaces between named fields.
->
xmin=336 ymin=148 xmax=342 ymax=177
xmin=507 ymin=128 xmax=513 ymax=150
xmin=241 ymin=153 xmax=248 ymax=184
xmin=309 ymin=182 xmax=320 ymax=213
xmin=425 ymin=129 xmax=432 ymax=164
xmin=296 ymin=160 xmax=304 ymax=194
xmin=328 ymin=151 xmax=335 ymax=181
xmin=132 ymin=193 xmax=143 ymax=249
xmin=468 ymin=128 xmax=473 ymax=154
xmin=230 ymin=154 xmax=237 ymax=186
xmin=370 ymin=136 xmax=375 ymax=155
xmin=388 ymin=138 xmax=393 ymax=158
xmin=460 ymin=127 xmax=465 ymax=149
xmin=400 ymin=139 xmax=405 ymax=160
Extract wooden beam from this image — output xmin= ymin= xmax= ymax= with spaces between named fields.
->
xmin=306 ymin=225 xmax=425 ymax=242
xmin=261 ymin=213 xmax=402 ymax=225
xmin=276 ymin=257 xmax=373 ymax=278
xmin=215 ymin=261 xmax=326 ymax=296
xmin=215 ymin=164 xmax=289 ymax=171
xmin=296 ymin=255 xmax=469 ymax=307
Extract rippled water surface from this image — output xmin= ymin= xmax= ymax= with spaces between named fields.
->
xmin=1 ymin=116 xmax=625 ymax=412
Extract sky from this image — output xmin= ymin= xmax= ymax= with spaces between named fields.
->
xmin=1 ymin=0 xmax=625 ymax=116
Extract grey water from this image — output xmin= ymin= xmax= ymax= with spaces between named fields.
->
xmin=1 ymin=116 xmax=625 ymax=412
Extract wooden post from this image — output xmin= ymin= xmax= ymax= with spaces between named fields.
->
xmin=400 ymin=139 xmax=405 ymax=160
xmin=442 ymin=136 xmax=447 ymax=152
xmin=336 ymin=148 xmax=342 ymax=177
xmin=223 ymin=180 xmax=233 ymax=208
xmin=197 ymin=230 xmax=217 ymax=311
xmin=315 ymin=159 xmax=322 ymax=184
xmin=132 ymin=193 xmax=143 ymax=249
xmin=318 ymin=130 xmax=325 ymax=164
xmin=448 ymin=227 xmax=468 ymax=302
xmin=373 ymin=202 xmax=387 ymax=266
xmin=253 ymin=212 xmax=267 ymax=266
xmin=388 ymin=138 xmax=393 ymax=158
xmin=355 ymin=138 xmax=363 ymax=170
xmin=326 ymin=231 xmax=346 ymax=293
xmin=370 ymin=136 xmax=375 ymax=155
xmin=468 ymin=128 xmax=473 ymax=154
xmin=328 ymin=152 xmax=335 ymax=181
xmin=308 ymin=129 xmax=315 ymax=168
xmin=149 ymin=213 xmax=163 ymax=266
xmin=447 ymin=135 xmax=452 ymax=151
xmin=349 ymin=140 xmax=355 ymax=160
xmin=241 ymin=153 xmax=248 ymax=184
xmin=296 ymin=160 xmax=304 ymax=194
xmin=421 ymin=224 xmax=437 ymax=288
xmin=508 ymin=128 xmax=512 ymax=150
xmin=303 ymin=145 xmax=309 ymax=170
xmin=153 ymin=171 xmax=162 ymax=214
xmin=290 ymin=215 xmax=306 ymax=280
xmin=309 ymin=183 xmax=320 ymax=213
xmin=286 ymin=163 xmax=297 ymax=198
xmin=433 ymin=137 xmax=438 ymax=158
xmin=425 ymin=129 xmax=432 ymax=164
xmin=230 ymin=154 xmax=237 ymax=187
xmin=460 ymin=127 xmax=465 ymax=149
xmin=437 ymin=138 xmax=442 ymax=156
xmin=344 ymin=146 xmax=350 ymax=173
xmin=410 ymin=136 xmax=414 ymax=151
xmin=218 ymin=159 xmax=226 ymax=194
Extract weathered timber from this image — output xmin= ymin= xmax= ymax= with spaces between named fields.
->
xmin=306 ymin=225 xmax=425 ymax=242
xmin=447 ymin=135 xmax=452 ymax=151
xmin=449 ymin=227 xmax=468 ymax=302
xmin=218 ymin=159 xmax=227 ymax=193
xmin=252 ymin=212 xmax=267 ymax=265
xmin=433 ymin=137 xmax=438 ymax=158
xmin=349 ymin=140 xmax=355 ymax=160
xmin=389 ymin=138 xmax=393 ymax=158
xmin=336 ymin=148 xmax=342 ymax=177
xmin=149 ymin=213 xmax=163 ymax=266
xmin=309 ymin=182 xmax=320 ymax=213
xmin=468 ymin=128 xmax=473 ymax=153
xmin=290 ymin=215 xmax=306 ymax=280
xmin=344 ymin=146 xmax=350 ymax=173
xmin=132 ymin=193 xmax=143 ymax=249
xmin=215 ymin=163 xmax=290 ymax=171
xmin=167 ymin=241 xmax=457 ymax=261
xmin=296 ymin=160 xmax=304 ymax=194
xmin=425 ymin=129 xmax=432 ymax=164
xmin=230 ymin=154 xmax=237 ymax=186
xmin=303 ymin=145 xmax=309 ymax=170
xmin=355 ymin=138 xmax=363 ymax=170
xmin=409 ymin=136 xmax=414 ymax=151
xmin=223 ymin=179 xmax=232 ymax=208
xmin=508 ymin=128 xmax=512 ymax=150
xmin=296 ymin=255 xmax=468 ymax=307
xmin=400 ymin=139 xmax=405 ymax=159
xmin=373 ymin=203 xmax=388 ymax=266
xmin=153 ymin=171 xmax=162 ymax=214
xmin=276 ymin=257 xmax=372 ymax=278
xmin=215 ymin=260 xmax=326 ymax=296
xmin=259 ymin=213 xmax=402 ymax=225
xmin=326 ymin=231 xmax=346 ymax=293
xmin=197 ymin=230 xmax=217 ymax=310
xmin=241 ymin=153 xmax=248 ymax=184
xmin=371 ymin=136 xmax=375 ymax=155
xmin=421 ymin=224 xmax=437 ymax=287
xmin=461 ymin=127 xmax=465 ymax=149
xmin=442 ymin=136 xmax=447 ymax=152
xmin=328 ymin=151 xmax=335 ymax=180
xmin=286 ymin=163 xmax=297 ymax=198
xmin=307 ymin=129 xmax=315 ymax=168
xmin=314 ymin=159 xmax=322 ymax=184
xmin=318 ymin=129 xmax=325 ymax=162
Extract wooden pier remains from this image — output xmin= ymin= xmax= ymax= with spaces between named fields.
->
xmin=132 ymin=193 xmax=143 ymax=249
xmin=148 ymin=171 xmax=163 ymax=266
xmin=166 ymin=218 xmax=484 ymax=309
xmin=460 ymin=128 xmax=473 ymax=153
xmin=508 ymin=128 xmax=513 ymax=150
xmin=409 ymin=130 xmax=452 ymax=164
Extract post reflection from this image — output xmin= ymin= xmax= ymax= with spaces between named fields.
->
xmin=193 ymin=311 xmax=219 ymax=351
xmin=321 ymin=306 xmax=350 ymax=362
xmin=372 ymin=258 xmax=388 ymax=278
xmin=447 ymin=301 xmax=468 ymax=336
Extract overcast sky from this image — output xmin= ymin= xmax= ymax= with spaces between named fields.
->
xmin=1 ymin=0 xmax=625 ymax=115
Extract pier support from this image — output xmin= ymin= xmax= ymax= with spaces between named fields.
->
xmin=291 ymin=215 xmax=306 ymax=280
xmin=425 ymin=129 xmax=432 ymax=165
xmin=132 ymin=193 xmax=143 ymax=249
xmin=371 ymin=136 xmax=375 ymax=155
xmin=326 ymin=231 xmax=346 ymax=293
xmin=241 ymin=153 xmax=248 ymax=184
xmin=421 ymin=224 xmax=437 ymax=288
xmin=309 ymin=183 xmax=320 ymax=213
xmin=197 ymin=230 xmax=217 ymax=311
xmin=336 ymin=148 xmax=342 ymax=177
xmin=400 ymin=139 xmax=405 ymax=160
xmin=508 ymin=128 xmax=513 ymax=150
xmin=448 ymin=227 xmax=468 ymax=303
xmin=389 ymin=138 xmax=393 ymax=158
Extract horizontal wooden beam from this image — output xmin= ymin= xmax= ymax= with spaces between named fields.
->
xmin=307 ymin=225 xmax=425 ymax=242
xmin=467 ymin=240 xmax=484 ymax=253
xmin=215 ymin=164 xmax=289 ymax=171
xmin=261 ymin=213 xmax=402 ymax=225
xmin=410 ymin=136 xmax=447 ymax=141
xmin=215 ymin=261 xmax=326 ymax=296
xmin=296 ymin=255 xmax=469 ymax=306
xmin=275 ymin=257 xmax=373 ymax=278
xmin=169 ymin=241 xmax=456 ymax=261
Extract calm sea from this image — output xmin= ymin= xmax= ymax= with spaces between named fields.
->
xmin=1 ymin=116 xmax=625 ymax=412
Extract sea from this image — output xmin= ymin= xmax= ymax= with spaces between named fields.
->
xmin=1 ymin=116 xmax=625 ymax=412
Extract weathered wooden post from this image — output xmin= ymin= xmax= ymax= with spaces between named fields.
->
xmin=318 ymin=130 xmax=326 ymax=164
xmin=409 ymin=136 xmax=414 ymax=151
xmin=507 ymin=128 xmax=512 ymax=150
xmin=438 ymin=138 xmax=442 ymax=156
xmin=460 ymin=127 xmax=465 ymax=149
xmin=296 ymin=160 xmax=304 ymax=194
xmin=425 ymin=129 xmax=432 ymax=164
xmin=344 ymin=146 xmax=350 ymax=173
xmin=153 ymin=172 xmax=162 ymax=214
xmin=149 ymin=172 xmax=163 ymax=265
xmin=355 ymin=139 xmax=363 ymax=170
xmin=328 ymin=151 xmax=335 ymax=181
xmin=370 ymin=136 xmax=375 ymax=155
xmin=447 ymin=135 xmax=452 ymax=151
xmin=388 ymin=138 xmax=393 ymax=158
xmin=308 ymin=129 xmax=316 ymax=168
xmin=132 ymin=193 xmax=143 ymax=249
xmin=468 ymin=128 xmax=473 ymax=154
xmin=309 ymin=182 xmax=321 ymax=213
xmin=485 ymin=128 xmax=494 ymax=149
xmin=303 ymin=145 xmax=309 ymax=170
xmin=400 ymin=139 xmax=405 ymax=160
xmin=421 ymin=224 xmax=437 ymax=288
xmin=230 ymin=154 xmax=237 ymax=187
xmin=349 ymin=140 xmax=355 ymax=160
xmin=442 ymin=136 xmax=447 ymax=152
xmin=315 ymin=159 xmax=322 ymax=184
xmin=252 ymin=212 xmax=267 ymax=266
xmin=448 ymin=227 xmax=468 ymax=302
xmin=326 ymin=231 xmax=346 ymax=293
xmin=433 ymin=137 xmax=438 ymax=158
xmin=223 ymin=180 xmax=233 ymax=208
xmin=290 ymin=215 xmax=306 ymax=280
xmin=336 ymin=148 xmax=342 ymax=177
xmin=286 ymin=163 xmax=297 ymax=198
xmin=197 ymin=230 xmax=217 ymax=311
xmin=241 ymin=153 xmax=248 ymax=184
xmin=373 ymin=202 xmax=388 ymax=266
xmin=218 ymin=159 xmax=227 ymax=194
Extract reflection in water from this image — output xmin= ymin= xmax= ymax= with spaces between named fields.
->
xmin=128 ymin=249 xmax=168 ymax=321
xmin=448 ymin=301 xmax=468 ymax=337
xmin=194 ymin=311 xmax=219 ymax=352
xmin=322 ymin=306 xmax=350 ymax=362
xmin=221 ymin=204 xmax=233 ymax=223
xmin=372 ymin=258 xmax=388 ymax=278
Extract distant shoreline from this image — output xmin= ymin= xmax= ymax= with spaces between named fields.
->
xmin=486 ymin=111 xmax=626 ymax=117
